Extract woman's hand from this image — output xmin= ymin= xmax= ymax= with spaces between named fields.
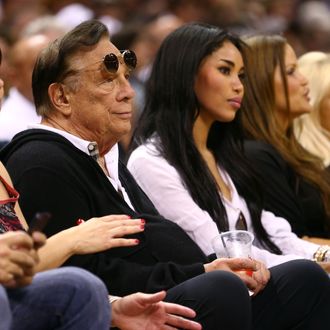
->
xmin=204 ymin=257 xmax=270 ymax=295
xmin=71 ymin=214 xmax=145 ymax=254
xmin=317 ymin=261 xmax=330 ymax=273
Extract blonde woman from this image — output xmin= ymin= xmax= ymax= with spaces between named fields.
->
xmin=294 ymin=51 xmax=330 ymax=168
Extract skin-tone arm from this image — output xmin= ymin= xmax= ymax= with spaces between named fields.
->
xmin=36 ymin=215 xmax=144 ymax=271
xmin=111 ymin=291 xmax=201 ymax=330
xmin=0 ymin=162 xmax=145 ymax=271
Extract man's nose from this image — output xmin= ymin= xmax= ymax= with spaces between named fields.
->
xmin=117 ymin=76 xmax=136 ymax=101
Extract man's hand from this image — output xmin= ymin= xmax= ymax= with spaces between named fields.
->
xmin=0 ymin=231 xmax=37 ymax=287
xmin=0 ymin=231 xmax=46 ymax=287
xmin=249 ymin=259 xmax=270 ymax=295
xmin=111 ymin=291 xmax=202 ymax=330
xmin=204 ymin=257 xmax=270 ymax=295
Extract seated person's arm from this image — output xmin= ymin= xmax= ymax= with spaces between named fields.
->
xmin=0 ymin=161 xmax=144 ymax=272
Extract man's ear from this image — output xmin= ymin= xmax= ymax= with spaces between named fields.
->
xmin=48 ymin=83 xmax=72 ymax=115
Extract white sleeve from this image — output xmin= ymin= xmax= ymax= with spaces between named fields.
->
xmin=251 ymin=245 xmax=303 ymax=268
xmin=128 ymin=146 xmax=220 ymax=256
xmin=260 ymin=210 xmax=319 ymax=259
xmin=128 ymin=145 xmax=318 ymax=268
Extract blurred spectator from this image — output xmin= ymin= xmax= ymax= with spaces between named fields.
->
xmin=92 ymin=0 xmax=126 ymax=35
xmin=294 ymin=1 xmax=330 ymax=52
xmin=0 ymin=25 xmax=14 ymax=98
xmin=168 ymin=0 xmax=210 ymax=23
xmin=0 ymin=34 xmax=52 ymax=142
xmin=1 ymin=0 xmax=49 ymax=41
xmin=294 ymin=51 xmax=330 ymax=167
xmin=21 ymin=15 xmax=69 ymax=39
xmin=55 ymin=2 xmax=93 ymax=30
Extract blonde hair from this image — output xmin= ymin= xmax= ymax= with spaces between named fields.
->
xmin=294 ymin=51 xmax=330 ymax=167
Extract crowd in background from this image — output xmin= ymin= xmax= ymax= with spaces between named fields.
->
xmin=1 ymin=0 xmax=330 ymax=147
xmin=1 ymin=1 xmax=330 ymax=329
xmin=1 ymin=0 xmax=330 ymax=76
xmin=2 ymin=0 xmax=330 ymax=53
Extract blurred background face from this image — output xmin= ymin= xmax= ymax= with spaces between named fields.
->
xmin=274 ymin=44 xmax=311 ymax=122
xmin=9 ymin=34 xmax=51 ymax=102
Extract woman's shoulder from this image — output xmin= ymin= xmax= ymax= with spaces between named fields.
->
xmin=243 ymin=139 xmax=278 ymax=155
xmin=129 ymin=138 xmax=163 ymax=162
xmin=243 ymin=139 xmax=288 ymax=170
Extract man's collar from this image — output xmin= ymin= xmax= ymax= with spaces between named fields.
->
xmin=27 ymin=123 xmax=119 ymax=162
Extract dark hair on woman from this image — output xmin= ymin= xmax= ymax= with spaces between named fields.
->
xmin=132 ymin=22 xmax=281 ymax=254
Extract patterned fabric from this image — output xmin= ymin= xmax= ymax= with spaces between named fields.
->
xmin=0 ymin=175 xmax=24 ymax=233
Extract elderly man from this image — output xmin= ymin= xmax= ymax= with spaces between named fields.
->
xmin=2 ymin=20 xmax=330 ymax=330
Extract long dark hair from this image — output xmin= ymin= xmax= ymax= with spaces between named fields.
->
xmin=132 ymin=22 xmax=281 ymax=254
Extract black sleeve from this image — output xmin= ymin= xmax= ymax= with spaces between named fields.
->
xmin=13 ymin=166 xmax=87 ymax=233
xmin=10 ymin=166 xmax=205 ymax=295
xmin=244 ymin=142 xmax=307 ymax=236
xmin=67 ymin=253 xmax=204 ymax=296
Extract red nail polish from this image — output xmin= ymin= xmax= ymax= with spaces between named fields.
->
xmin=140 ymin=224 xmax=145 ymax=229
xmin=245 ymin=270 xmax=253 ymax=277
xmin=135 ymin=239 xmax=140 ymax=244
xmin=76 ymin=218 xmax=85 ymax=225
xmin=141 ymin=219 xmax=146 ymax=224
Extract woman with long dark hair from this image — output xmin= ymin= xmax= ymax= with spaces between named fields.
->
xmin=128 ymin=23 xmax=330 ymax=268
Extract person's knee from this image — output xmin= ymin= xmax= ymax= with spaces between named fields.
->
xmin=35 ymin=267 xmax=108 ymax=302
xmin=201 ymin=271 xmax=249 ymax=297
xmin=190 ymin=271 xmax=251 ymax=329
xmin=275 ymin=260 xmax=329 ymax=290
xmin=52 ymin=267 xmax=107 ymax=298
xmin=185 ymin=271 xmax=250 ymax=309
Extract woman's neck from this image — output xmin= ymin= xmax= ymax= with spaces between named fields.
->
xmin=274 ymin=109 xmax=290 ymax=133
xmin=192 ymin=115 xmax=211 ymax=152
xmin=192 ymin=115 xmax=232 ymax=200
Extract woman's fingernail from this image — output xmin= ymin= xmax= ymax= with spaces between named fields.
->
xmin=76 ymin=218 xmax=85 ymax=225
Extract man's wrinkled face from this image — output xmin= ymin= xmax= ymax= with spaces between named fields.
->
xmin=62 ymin=37 xmax=136 ymax=147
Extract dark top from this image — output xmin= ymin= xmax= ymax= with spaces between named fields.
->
xmin=0 ymin=129 xmax=208 ymax=296
xmin=0 ymin=174 xmax=24 ymax=233
xmin=243 ymin=140 xmax=330 ymax=238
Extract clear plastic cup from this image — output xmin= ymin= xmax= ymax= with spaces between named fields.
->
xmin=212 ymin=230 xmax=254 ymax=277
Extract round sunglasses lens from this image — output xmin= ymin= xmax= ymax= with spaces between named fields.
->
xmin=123 ymin=50 xmax=137 ymax=70
xmin=104 ymin=53 xmax=119 ymax=73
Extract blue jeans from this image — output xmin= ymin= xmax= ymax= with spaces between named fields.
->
xmin=0 ymin=267 xmax=110 ymax=330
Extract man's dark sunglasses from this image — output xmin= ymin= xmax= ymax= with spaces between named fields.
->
xmin=103 ymin=50 xmax=137 ymax=73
